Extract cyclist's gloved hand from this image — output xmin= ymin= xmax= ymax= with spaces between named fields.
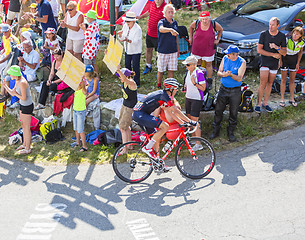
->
xmin=188 ymin=120 xmax=197 ymax=126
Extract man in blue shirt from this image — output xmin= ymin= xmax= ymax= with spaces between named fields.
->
xmin=23 ymin=0 xmax=57 ymax=43
xmin=156 ymin=4 xmax=179 ymax=88
xmin=210 ymin=45 xmax=246 ymax=142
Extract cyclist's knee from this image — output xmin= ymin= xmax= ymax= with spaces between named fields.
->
xmin=159 ymin=122 xmax=169 ymax=131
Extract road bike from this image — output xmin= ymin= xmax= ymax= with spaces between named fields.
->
xmin=112 ymin=123 xmax=216 ymax=183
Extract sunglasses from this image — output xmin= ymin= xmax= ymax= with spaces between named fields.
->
xmin=186 ymin=64 xmax=191 ymax=67
xmin=67 ymin=8 xmax=74 ymax=11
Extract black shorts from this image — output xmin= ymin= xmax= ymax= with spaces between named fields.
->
xmin=281 ymin=54 xmax=298 ymax=70
xmin=20 ymin=103 xmax=34 ymax=115
xmin=185 ymin=98 xmax=203 ymax=118
xmin=146 ymin=34 xmax=158 ymax=51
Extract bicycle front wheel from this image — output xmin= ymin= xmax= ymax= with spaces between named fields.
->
xmin=112 ymin=141 xmax=153 ymax=183
xmin=175 ymin=137 xmax=216 ymax=179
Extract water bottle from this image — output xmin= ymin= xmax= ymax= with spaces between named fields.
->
xmin=162 ymin=141 xmax=172 ymax=153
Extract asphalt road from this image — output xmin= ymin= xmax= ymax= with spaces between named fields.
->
xmin=1 ymin=124 xmax=305 ymax=240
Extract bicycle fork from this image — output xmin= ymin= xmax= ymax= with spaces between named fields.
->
xmin=184 ymin=138 xmax=198 ymax=160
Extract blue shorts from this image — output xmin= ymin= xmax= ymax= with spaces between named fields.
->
xmin=73 ymin=109 xmax=86 ymax=133
xmin=133 ymin=111 xmax=162 ymax=133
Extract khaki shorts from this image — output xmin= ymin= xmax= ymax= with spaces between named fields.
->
xmin=66 ymin=38 xmax=84 ymax=54
xmin=119 ymin=105 xmax=133 ymax=130
xmin=7 ymin=10 xmax=19 ymax=21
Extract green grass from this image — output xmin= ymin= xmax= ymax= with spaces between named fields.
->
xmin=1 ymin=0 xmax=304 ymax=164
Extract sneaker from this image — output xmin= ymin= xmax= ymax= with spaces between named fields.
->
xmin=163 ymin=165 xmax=172 ymax=172
xmin=142 ymin=146 xmax=158 ymax=160
xmin=262 ymin=104 xmax=273 ymax=113
xmin=254 ymin=106 xmax=261 ymax=113
xmin=192 ymin=144 xmax=203 ymax=151
xmin=143 ymin=66 xmax=152 ymax=75
xmin=9 ymin=102 xmax=20 ymax=109
xmin=34 ymin=103 xmax=46 ymax=110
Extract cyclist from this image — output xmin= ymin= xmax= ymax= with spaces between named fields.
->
xmin=133 ymin=78 xmax=197 ymax=165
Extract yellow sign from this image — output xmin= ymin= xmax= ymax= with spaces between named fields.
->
xmin=0 ymin=102 xmax=3 ymax=118
xmin=56 ymin=50 xmax=86 ymax=91
xmin=103 ymin=35 xmax=123 ymax=74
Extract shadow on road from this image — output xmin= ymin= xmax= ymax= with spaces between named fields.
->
xmin=0 ymin=158 xmax=44 ymax=188
xmin=124 ymin=177 xmax=215 ymax=216
xmin=215 ymin=125 xmax=305 ymax=185
xmin=44 ymin=163 xmax=215 ymax=231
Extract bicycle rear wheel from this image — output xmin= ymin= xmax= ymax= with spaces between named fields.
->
xmin=175 ymin=137 xmax=216 ymax=179
xmin=112 ymin=141 xmax=153 ymax=183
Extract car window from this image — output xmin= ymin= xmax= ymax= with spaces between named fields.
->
xmin=237 ymin=0 xmax=300 ymax=24
xmin=294 ymin=8 xmax=305 ymax=23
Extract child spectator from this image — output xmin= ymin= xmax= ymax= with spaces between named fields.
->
xmin=44 ymin=27 xmax=59 ymax=63
xmin=79 ymin=10 xmax=99 ymax=73
xmin=84 ymin=64 xmax=100 ymax=130
xmin=115 ymin=65 xmax=137 ymax=154
xmin=84 ymin=64 xmax=99 ymax=106
xmin=71 ymin=78 xmax=88 ymax=152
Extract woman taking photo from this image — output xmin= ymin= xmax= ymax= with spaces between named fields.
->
xmin=3 ymin=65 xmax=33 ymax=154
xmin=35 ymin=48 xmax=63 ymax=110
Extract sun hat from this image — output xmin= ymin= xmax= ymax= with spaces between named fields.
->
xmin=86 ymin=10 xmax=97 ymax=20
xmin=115 ymin=68 xmax=132 ymax=77
xmin=45 ymin=27 xmax=56 ymax=34
xmin=29 ymin=3 xmax=37 ymax=8
xmin=199 ymin=11 xmax=210 ymax=18
xmin=224 ymin=45 xmax=240 ymax=54
xmin=1 ymin=24 xmax=10 ymax=32
xmin=122 ymin=12 xmax=137 ymax=22
xmin=182 ymin=55 xmax=198 ymax=65
xmin=85 ymin=65 xmax=94 ymax=72
xmin=8 ymin=65 xmax=22 ymax=77
xmin=21 ymin=31 xmax=32 ymax=41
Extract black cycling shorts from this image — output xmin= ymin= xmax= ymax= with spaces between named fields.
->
xmin=146 ymin=34 xmax=158 ymax=51
xmin=185 ymin=98 xmax=203 ymax=118
xmin=20 ymin=103 xmax=34 ymax=115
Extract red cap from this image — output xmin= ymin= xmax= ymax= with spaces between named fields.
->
xmin=200 ymin=11 xmax=210 ymax=18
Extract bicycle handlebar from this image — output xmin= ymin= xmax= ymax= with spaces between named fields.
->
xmin=179 ymin=122 xmax=198 ymax=134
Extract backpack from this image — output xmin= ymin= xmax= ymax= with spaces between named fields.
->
xmin=40 ymin=119 xmax=64 ymax=143
xmin=201 ymin=92 xmax=215 ymax=111
xmin=239 ymin=89 xmax=254 ymax=112
xmin=97 ymin=129 xmax=122 ymax=147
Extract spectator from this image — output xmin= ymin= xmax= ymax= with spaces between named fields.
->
xmin=2 ymin=65 xmax=33 ymax=154
xmin=118 ymin=11 xmax=142 ymax=87
xmin=189 ymin=11 xmax=223 ymax=85
xmin=17 ymin=40 xmax=40 ymax=82
xmin=115 ymin=66 xmax=137 ymax=154
xmin=59 ymin=0 xmax=65 ymax=18
xmin=35 ymin=48 xmax=63 ymax=110
xmin=156 ymin=4 xmax=179 ymax=88
xmin=23 ymin=0 xmax=57 ymax=43
xmin=0 ymin=24 xmax=20 ymax=102
xmin=44 ymin=27 xmax=59 ymax=63
xmin=79 ymin=10 xmax=99 ymax=72
xmin=137 ymin=0 xmax=166 ymax=75
xmin=115 ymin=0 xmax=122 ymax=20
xmin=48 ymin=0 xmax=59 ymax=25
xmin=60 ymin=1 xmax=84 ymax=61
xmin=255 ymin=17 xmax=286 ymax=113
xmin=16 ymin=0 xmax=32 ymax=36
xmin=182 ymin=55 xmax=206 ymax=150
xmin=6 ymin=0 xmax=20 ymax=25
xmin=84 ymin=65 xmax=99 ymax=106
xmin=84 ymin=65 xmax=100 ymax=130
xmin=280 ymin=26 xmax=304 ymax=107
xmin=71 ymin=78 xmax=88 ymax=152
xmin=210 ymin=45 xmax=246 ymax=142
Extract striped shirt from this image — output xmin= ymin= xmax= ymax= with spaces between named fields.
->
xmin=147 ymin=1 xmax=166 ymax=38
